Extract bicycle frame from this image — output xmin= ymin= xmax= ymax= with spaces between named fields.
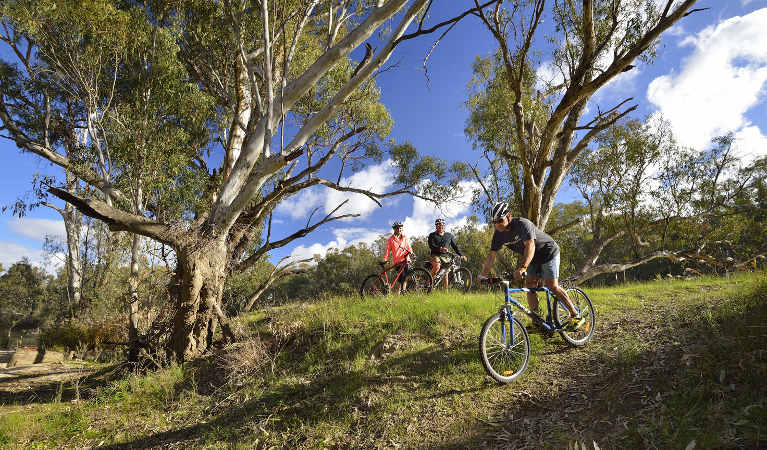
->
xmin=378 ymin=262 xmax=408 ymax=291
xmin=378 ymin=249 xmax=414 ymax=291
xmin=496 ymin=280 xmax=575 ymax=337
xmin=431 ymin=253 xmax=461 ymax=286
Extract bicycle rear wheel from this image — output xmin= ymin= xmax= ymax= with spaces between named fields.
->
xmin=403 ymin=268 xmax=433 ymax=295
xmin=479 ymin=312 xmax=530 ymax=384
xmin=360 ymin=274 xmax=387 ymax=300
xmin=449 ymin=268 xmax=472 ymax=294
xmin=553 ymin=287 xmax=595 ymax=347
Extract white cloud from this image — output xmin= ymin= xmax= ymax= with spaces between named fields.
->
xmin=647 ymin=9 xmax=767 ymax=154
xmin=402 ymin=181 xmax=479 ymax=239
xmin=288 ymin=227 xmax=387 ymax=261
xmin=535 ymin=61 xmax=566 ymax=92
xmin=0 ymin=241 xmax=63 ymax=274
xmin=275 ymin=160 xmax=397 ymax=221
xmin=274 ymin=187 xmax=324 ymax=220
xmin=666 ymin=23 xmax=686 ymax=37
xmin=733 ymin=125 xmax=767 ymax=167
xmin=7 ymin=217 xmax=66 ymax=241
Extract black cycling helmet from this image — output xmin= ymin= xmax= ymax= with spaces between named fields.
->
xmin=491 ymin=202 xmax=510 ymax=220
xmin=435 ymin=218 xmax=445 ymax=226
xmin=392 ymin=221 xmax=403 ymax=228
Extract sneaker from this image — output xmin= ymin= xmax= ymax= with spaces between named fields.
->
xmin=525 ymin=322 xmax=543 ymax=335
xmin=564 ymin=315 xmax=586 ymax=331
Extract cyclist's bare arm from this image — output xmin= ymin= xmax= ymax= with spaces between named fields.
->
xmin=480 ymin=250 xmax=497 ymax=279
xmin=514 ymin=239 xmax=535 ymax=280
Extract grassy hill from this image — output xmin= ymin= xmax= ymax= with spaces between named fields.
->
xmin=1 ymin=272 xmax=766 ymax=449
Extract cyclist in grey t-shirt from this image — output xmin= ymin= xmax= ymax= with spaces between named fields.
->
xmin=478 ymin=202 xmax=585 ymax=332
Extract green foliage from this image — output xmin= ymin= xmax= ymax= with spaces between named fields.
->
xmin=464 ymin=52 xmax=546 ymax=213
xmin=39 ymin=315 xmax=126 ymax=352
xmin=0 ymin=259 xmax=48 ymax=346
xmin=271 ymin=243 xmax=381 ymax=301
xmin=221 ymin=257 xmax=275 ymax=314
xmin=110 ymin=364 xmax=187 ymax=411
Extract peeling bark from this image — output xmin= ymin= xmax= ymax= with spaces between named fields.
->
xmin=127 ymin=232 xmax=142 ymax=362
xmin=167 ymin=240 xmax=231 ymax=361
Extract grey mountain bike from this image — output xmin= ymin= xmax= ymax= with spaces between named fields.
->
xmin=424 ymin=252 xmax=472 ymax=294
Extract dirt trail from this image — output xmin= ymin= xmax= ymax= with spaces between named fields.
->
xmin=0 ymin=350 xmax=98 ymax=406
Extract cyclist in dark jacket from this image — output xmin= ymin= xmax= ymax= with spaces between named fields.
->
xmin=428 ymin=218 xmax=466 ymax=288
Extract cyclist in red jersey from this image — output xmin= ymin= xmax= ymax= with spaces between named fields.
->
xmin=381 ymin=221 xmax=414 ymax=293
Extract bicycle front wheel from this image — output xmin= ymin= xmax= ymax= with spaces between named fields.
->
xmin=402 ymin=268 xmax=433 ymax=295
xmin=553 ymin=287 xmax=596 ymax=347
xmin=449 ymin=268 xmax=472 ymax=294
xmin=360 ymin=274 xmax=387 ymax=300
xmin=479 ymin=312 xmax=530 ymax=384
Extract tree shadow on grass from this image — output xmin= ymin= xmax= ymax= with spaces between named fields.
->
xmin=0 ymin=364 xmax=124 ymax=406
xmin=102 ymin=339 xmax=490 ymax=448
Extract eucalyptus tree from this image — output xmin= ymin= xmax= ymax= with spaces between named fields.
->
xmin=1 ymin=0 xmax=501 ymax=361
xmin=566 ymin=116 xmax=684 ymax=282
xmin=0 ymin=259 xmax=46 ymax=347
xmin=566 ymin=123 xmax=763 ymax=283
xmin=0 ymin=0 xmax=215 ymax=359
xmin=468 ymin=0 xmax=703 ymax=229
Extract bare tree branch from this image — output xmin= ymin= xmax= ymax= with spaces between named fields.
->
xmin=47 ymin=187 xmax=176 ymax=246
xmin=469 ymin=163 xmax=494 ymax=204
xmin=574 ymin=250 xmax=684 ymax=284
xmin=241 ymin=256 xmax=314 ymax=311
xmin=235 ymin=199 xmax=358 ymax=272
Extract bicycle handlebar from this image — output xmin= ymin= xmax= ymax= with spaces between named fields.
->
xmin=481 ymin=270 xmax=527 ymax=284
xmin=380 ymin=249 xmax=414 ymax=270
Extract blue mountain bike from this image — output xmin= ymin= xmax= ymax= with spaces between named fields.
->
xmin=479 ymin=275 xmax=595 ymax=384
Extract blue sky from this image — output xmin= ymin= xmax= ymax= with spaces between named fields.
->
xmin=2 ymin=1 xmax=767 ymax=271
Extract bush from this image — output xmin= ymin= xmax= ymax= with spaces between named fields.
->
xmin=39 ymin=316 xmax=126 ymax=358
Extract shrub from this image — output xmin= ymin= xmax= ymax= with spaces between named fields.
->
xmin=39 ymin=316 xmax=126 ymax=358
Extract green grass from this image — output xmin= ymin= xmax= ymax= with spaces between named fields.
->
xmin=0 ymin=271 xmax=765 ymax=448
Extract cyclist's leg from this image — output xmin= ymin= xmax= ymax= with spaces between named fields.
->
xmin=439 ymin=255 xmax=451 ymax=289
xmin=395 ymin=262 xmax=410 ymax=293
xmin=540 ymin=254 xmax=578 ymax=317
xmin=544 ymin=278 xmax=577 ymax=315
xmin=390 ymin=263 xmax=401 ymax=294
xmin=524 ymin=269 xmax=542 ymax=315
xmin=429 ymin=255 xmax=440 ymax=279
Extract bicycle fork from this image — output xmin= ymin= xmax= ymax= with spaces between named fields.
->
xmin=499 ymin=306 xmax=516 ymax=348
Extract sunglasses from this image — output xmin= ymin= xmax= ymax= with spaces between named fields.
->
xmin=492 ymin=218 xmax=505 ymax=224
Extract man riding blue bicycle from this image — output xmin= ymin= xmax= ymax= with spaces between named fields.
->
xmin=478 ymin=202 xmax=585 ymax=332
